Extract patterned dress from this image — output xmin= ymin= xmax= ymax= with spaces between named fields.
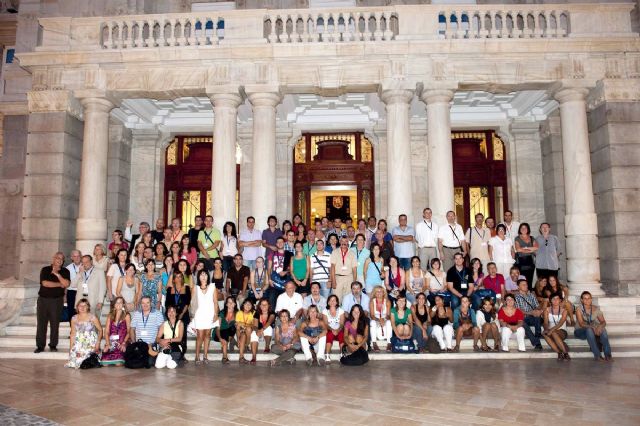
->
xmin=65 ymin=314 xmax=99 ymax=369
xmin=141 ymin=273 xmax=161 ymax=308
xmin=101 ymin=317 xmax=128 ymax=366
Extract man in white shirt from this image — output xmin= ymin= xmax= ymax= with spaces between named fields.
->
xmin=465 ymin=212 xmax=491 ymax=263
xmin=500 ymin=210 xmax=521 ymax=243
xmin=275 ymin=281 xmax=304 ymax=324
xmin=437 ymin=210 xmax=467 ymax=271
xmin=65 ymin=249 xmax=82 ymax=320
xmin=124 ymin=220 xmax=151 ymax=256
xmin=415 ymin=207 xmax=439 ymax=270
xmin=238 ymin=216 xmax=263 ymax=269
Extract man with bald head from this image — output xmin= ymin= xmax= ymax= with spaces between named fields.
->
xmin=35 ymin=252 xmax=70 ymax=353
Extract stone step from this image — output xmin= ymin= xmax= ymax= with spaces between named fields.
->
xmin=1 ymin=346 xmax=638 ymax=362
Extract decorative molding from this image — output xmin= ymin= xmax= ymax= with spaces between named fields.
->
xmin=27 ymin=90 xmax=83 ymax=120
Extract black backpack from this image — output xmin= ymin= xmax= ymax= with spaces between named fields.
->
xmin=124 ymin=340 xmax=150 ymax=369
xmin=79 ymin=352 xmax=102 ymax=369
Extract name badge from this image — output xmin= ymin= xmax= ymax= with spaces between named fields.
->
xmin=82 ymin=283 xmax=89 ymax=294
xmin=110 ymin=335 xmax=119 ymax=341
xmin=481 ymin=242 xmax=488 ymax=247
xmin=461 ymin=282 xmax=468 ymax=290
xmin=341 ymin=266 xmax=348 ymax=272
xmin=140 ymin=330 xmax=148 ymax=338
xmin=204 ymin=242 xmax=210 ymax=249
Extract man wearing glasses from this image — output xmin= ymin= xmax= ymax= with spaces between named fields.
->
xmin=239 ymin=216 xmax=262 ymax=269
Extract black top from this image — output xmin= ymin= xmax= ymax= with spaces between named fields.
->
xmin=188 ymin=227 xmax=201 ymax=252
xmin=212 ymin=275 xmax=224 ymax=289
xmin=165 ymin=285 xmax=191 ymax=315
xmin=227 ymin=265 xmax=251 ymax=291
xmin=39 ymin=265 xmax=70 ymax=298
xmin=431 ymin=309 xmax=449 ymax=328
xmin=414 ymin=306 xmax=429 ymax=325
xmin=446 ymin=266 xmax=473 ymax=294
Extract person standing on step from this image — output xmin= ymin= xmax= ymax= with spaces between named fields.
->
xmin=65 ymin=249 xmax=82 ymax=322
xmin=73 ymin=255 xmax=107 ymax=322
xmin=330 ymin=237 xmax=357 ymax=300
xmin=35 ymin=251 xmax=70 ymax=353
xmin=392 ymin=214 xmax=416 ymax=271
xmin=415 ymin=208 xmax=439 ymax=271
xmin=438 ymin=211 xmax=466 ymax=272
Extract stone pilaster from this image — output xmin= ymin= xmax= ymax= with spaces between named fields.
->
xmin=508 ymin=119 xmax=545 ymax=233
xmin=208 ymin=90 xmax=243 ymax=226
xmin=76 ymin=97 xmax=115 ymax=256
xmin=422 ymin=89 xmax=455 ymax=226
xmin=381 ymin=88 xmax=414 ymax=227
xmin=107 ymin=121 xmax=132 ymax=234
xmin=555 ymin=87 xmax=603 ymax=296
xmin=246 ymin=88 xmax=281 ymax=230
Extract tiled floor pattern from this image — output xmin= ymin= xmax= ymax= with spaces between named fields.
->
xmin=0 ymin=358 xmax=638 ymax=425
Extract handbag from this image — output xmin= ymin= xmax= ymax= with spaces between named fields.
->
xmin=79 ymin=352 xmax=102 ymax=369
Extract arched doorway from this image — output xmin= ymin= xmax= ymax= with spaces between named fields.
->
xmin=292 ymin=132 xmax=374 ymax=225
xmin=163 ymin=136 xmax=240 ymax=231
xmin=452 ymin=130 xmax=508 ymax=230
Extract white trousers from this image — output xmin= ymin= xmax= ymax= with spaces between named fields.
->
xmin=431 ymin=324 xmax=454 ymax=350
xmin=300 ymin=335 xmax=327 ymax=360
xmin=370 ymin=319 xmax=392 ymax=343
xmin=501 ymin=326 xmax=526 ymax=351
xmin=155 ymin=352 xmax=177 ymax=369
xmin=250 ymin=326 xmax=273 ymax=343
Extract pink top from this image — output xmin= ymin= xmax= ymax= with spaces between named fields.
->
xmin=180 ymin=248 xmax=197 ymax=267
xmin=344 ymin=320 xmax=358 ymax=338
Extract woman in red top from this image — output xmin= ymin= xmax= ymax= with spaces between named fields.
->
xmin=179 ymin=234 xmax=197 ymax=268
xmin=385 ymin=256 xmax=405 ymax=303
xmin=498 ymin=293 xmax=526 ymax=352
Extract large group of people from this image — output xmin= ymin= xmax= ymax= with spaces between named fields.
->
xmin=33 ymin=209 xmax=614 ymax=369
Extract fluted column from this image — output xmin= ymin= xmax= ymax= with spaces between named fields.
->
xmin=209 ymin=92 xmax=243 ymax=226
xmin=381 ymin=89 xmax=414 ymax=226
xmin=247 ymin=91 xmax=281 ymax=229
xmin=422 ymin=89 xmax=455 ymax=225
xmin=76 ymin=97 xmax=114 ymax=255
xmin=555 ymin=88 xmax=603 ymax=296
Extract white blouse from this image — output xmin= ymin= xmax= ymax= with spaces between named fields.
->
xmin=489 ymin=236 xmax=514 ymax=263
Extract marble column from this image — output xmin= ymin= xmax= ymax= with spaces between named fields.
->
xmin=209 ymin=92 xmax=242 ymax=227
xmin=247 ymin=91 xmax=281 ymax=229
xmin=555 ymin=88 xmax=603 ymax=296
xmin=76 ymin=98 xmax=114 ymax=255
xmin=381 ymin=89 xmax=414 ymax=226
xmin=422 ymin=89 xmax=455 ymax=225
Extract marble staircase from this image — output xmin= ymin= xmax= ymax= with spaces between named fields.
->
xmin=1 ymin=296 xmax=638 ymax=362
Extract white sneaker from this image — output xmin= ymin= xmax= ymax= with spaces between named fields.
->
xmin=325 ymin=354 xmax=331 ymax=363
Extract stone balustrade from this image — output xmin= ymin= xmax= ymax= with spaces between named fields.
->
xmin=33 ymin=3 xmax=636 ymax=51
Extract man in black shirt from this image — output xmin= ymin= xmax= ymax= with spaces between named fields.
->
xmin=446 ymin=252 xmax=475 ymax=310
xmin=35 ymin=251 xmax=70 ymax=353
xmin=188 ymin=215 xmax=203 ymax=252
xmin=226 ymin=254 xmax=250 ymax=300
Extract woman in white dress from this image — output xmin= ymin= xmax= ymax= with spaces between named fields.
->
xmin=488 ymin=224 xmax=515 ymax=278
xmin=193 ymin=269 xmax=218 ymax=364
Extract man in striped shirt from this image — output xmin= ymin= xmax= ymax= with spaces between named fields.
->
xmin=310 ymin=239 xmax=332 ymax=298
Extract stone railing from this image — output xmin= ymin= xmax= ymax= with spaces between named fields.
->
xmin=34 ymin=3 xmax=636 ymax=51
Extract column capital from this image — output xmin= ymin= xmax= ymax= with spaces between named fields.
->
xmin=420 ymin=89 xmax=454 ymax=105
xmin=208 ymin=92 xmax=243 ymax=109
xmin=247 ymin=91 xmax=282 ymax=108
xmin=79 ymin=97 xmax=115 ymax=113
xmin=380 ymin=89 xmax=414 ymax=105
xmin=554 ymin=87 xmax=589 ymax=104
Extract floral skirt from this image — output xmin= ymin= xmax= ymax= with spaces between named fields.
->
xmin=65 ymin=330 xmax=98 ymax=369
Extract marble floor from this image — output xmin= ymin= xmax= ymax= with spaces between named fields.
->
xmin=0 ymin=358 xmax=638 ymax=426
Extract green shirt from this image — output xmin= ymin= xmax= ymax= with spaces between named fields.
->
xmin=198 ymin=227 xmax=221 ymax=259
xmin=303 ymin=241 xmax=317 ymax=256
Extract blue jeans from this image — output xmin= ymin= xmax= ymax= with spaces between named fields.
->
xmin=243 ymin=259 xmax=256 ymax=270
xmin=319 ymin=281 xmax=331 ymax=299
xmin=472 ymin=289 xmax=496 ymax=310
xmin=398 ymin=257 xmax=411 ymax=270
xmin=411 ymin=324 xmax=432 ymax=350
xmin=575 ymin=327 xmax=611 ymax=359
xmin=523 ymin=315 xmax=542 ymax=347
xmin=427 ymin=291 xmax=451 ymax=308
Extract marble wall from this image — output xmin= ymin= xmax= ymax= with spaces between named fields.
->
xmin=107 ymin=122 xmax=132 ymax=234
xmin=588 ymin=101 xmax=640 ymax=296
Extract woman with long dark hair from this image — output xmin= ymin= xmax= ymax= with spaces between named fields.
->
xmin=340 ymin=304 xmax=369 ymax=366
xmin=220 ymin=221 xmax=238 ymax=273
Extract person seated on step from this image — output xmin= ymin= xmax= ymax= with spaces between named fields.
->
xmin=323 ymin=294 xmax=345 ymax=363
xmin=298 ymin=305 xmax=327 ymax=366
xmin=340 ymin=304 xmax=370 ymax=366
xmin=410 ymin=292 xmax=432 ymax=353
xmin=369 ymin=285 xmax=392 ymax=352
xmin=154 ymin=305 xmax=184 ymax=369
xmin=476 ymin=296 xmax=500 ymax=352
xmin=498 ymin=294 xmax=526 ymax=352
xmin=303 ymin=282 xmax=326 ymax=319
xmin=235 ymin=299 xmax=255 ymax=365
xmin=213 ymin=296 xmax=238 ymax=365
xmin=275 ymin=281 xmax=304 ymax=327
xmin=270 ymin=310 xmax=301 ymax=366
xmin=514 ymin=279 xmax=544 ymax=351
xmin=65 ymin=298 xmax=103 ymax=369
xmin=542 ymin=292 xmax=571 ymax=361
xmin=574 ymin=291 xmax=613 ymax=362
xmin=544 ymin=276 xmax=575 ymax=326
xmin=390 ymin=294 xmax=413 ymax=349
xmin=251 ymin=297 xmax=275 ymax=360
xmin=534 ymin=277 xmax=549 ymax=311
xmin=453 ymin=295 xmax=480 ymax=352
xmin=430 ymin=294 xmax=454 ymax=352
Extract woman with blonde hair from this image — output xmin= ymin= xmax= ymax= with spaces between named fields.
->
xmin=101 ymin=296 xmax=130 ymax=366
xmin=369 ymin=285 xmax=392 ymax=352
xmin=93 ymin=244 xmax=109 ymax=273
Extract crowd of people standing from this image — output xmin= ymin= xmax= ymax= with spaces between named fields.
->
xmin=33 ymin=209 xmax=614 ymax=369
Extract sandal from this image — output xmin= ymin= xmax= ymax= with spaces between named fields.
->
xmin=270 ymin=359 xmax=278 ymax=367
xmin=263 ymin=348 xmax=271 ymax=354
xmin=250 ymin=358 xmax=256 ymax=365
xmin=222 ymin=357 xmax=229 ymax=364
xmin=473 ymin=345 xmax=480 ymax=352
xmin=385 ymin=344 xmax=392 ymax=352
xmin=481 ymin=345 xmax=489 ymax=352
xmin=493 ymin=345 xmax=500 ymax=352
xmin=452 ymin=345 xmax=460 ymax=353
xmin=373 ymin=343 xmax=380 ymax=352
xmin=203 ymin=358 xmax=210 ymax=365
xmin=239 ymin=357 xmax=248 ymax=364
